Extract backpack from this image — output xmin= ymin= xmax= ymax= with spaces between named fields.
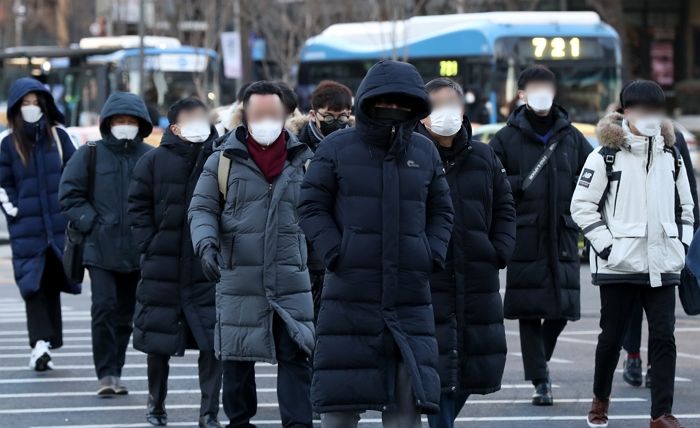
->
xmin=217 ymin=153 xmax=232 ymax=200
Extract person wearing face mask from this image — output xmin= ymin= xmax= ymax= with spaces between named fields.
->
xmin=298 ymin=60 xmax=454 ymax=427
xmin=571 ymin=80 xmax=693 ymax=428
xmin=128 ymin=97 xmax=221 ymax=428
xmin=188 ymin=81 xmax=315 ymax=428
xmin=415 ymin=78 xmax=515 ymax=428
xmin=59 ymin=92 xmax=152 ymax=396
xmin=490 ymin=65 xmax=593 ymax=406
xmin=286 ymin=80 xmax=354 ymax=320
xmin=0 ymin=77 xmax=78 ymax=372
xmin=463 ymin=86 xmax=490 ymax=125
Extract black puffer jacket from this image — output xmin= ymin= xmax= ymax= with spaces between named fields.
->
xmin=490 ymin=104 xmax=592 ymax=321
xmin=59 ymin=92 xmax=153 ymax=272
xmin=417 ymin=122 xmax=515 ymax=394
xmin=299 ymin=60 xmax=454 ymax=414
xmin=128 ymin=129 xmax=217 ymax=356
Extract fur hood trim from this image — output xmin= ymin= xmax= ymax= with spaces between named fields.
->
xmin=285 ymin=113 xmax=356 ymax=136
xmin=596 ymin=111 xmax=675 ymax=149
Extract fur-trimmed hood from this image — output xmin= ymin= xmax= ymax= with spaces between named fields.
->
xmin=285 ymin=114 xmax=356 ymax=136
xmin=596 ymin=111 xmax=675 ymax=149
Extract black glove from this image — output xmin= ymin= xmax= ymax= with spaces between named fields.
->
xmin=201 ymin=245 xmax=222 ymax=282
xmin=597 ymin=245 xmax=612 ymax=260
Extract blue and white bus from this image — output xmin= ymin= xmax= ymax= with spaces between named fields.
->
xmin=298 ymin=11 xmax=622 ymax=124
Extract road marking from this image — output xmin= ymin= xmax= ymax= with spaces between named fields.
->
xmin=0 ymin=329 xmax=91 ymax=336
xmin=0 ymin=351 xmax=146 ymax=359
xmin=0 ymin=374 xmax=278 ymax=384
xmin=559 ymin=327 xmax=700 ymax=335
xmin=0 ymin=344 xmax=95 ymax=351
xmin=508 ymin=352 xmax=572 ymax=364
xmin=0 ymin=317 xmax=92 ymax=323
xmin=29 ymin=414 xmax=700 ymax=427
xmin=612 ymin=369 xmax=691 ymax=382
xmin=0 ymin=336 xmax=93 ymax=344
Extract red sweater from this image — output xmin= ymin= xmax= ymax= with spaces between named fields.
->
xmin=246 ymin=133 xmax=287 ymax=183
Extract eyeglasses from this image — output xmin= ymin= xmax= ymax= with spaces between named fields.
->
xmin=316 ymin=112 xmax=351 ymax=125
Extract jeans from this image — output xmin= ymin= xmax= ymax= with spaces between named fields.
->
xmin=88 ymin=267 xmax=139 ymax=379
xmin=593 ymin=283 xmax=676 ymax=419
xmin=518 ymin=318 xmax=568 ymax=383
xmin=222 ymin=313 xmax=312 ymax=428
xmin=25 ymin=251 xmax=64 ymax=348
xmin=427 ymin=391 xmax=469 ymax=428
xmin=320 ymin=362 xmax=421 ymax=428
xmin=147 ymin=350 xmax=222 ymax=418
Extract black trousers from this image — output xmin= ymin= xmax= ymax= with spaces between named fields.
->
xmin=593 ymin=284 xmax=676 ymax=419
xmin=147 ymin=350 xmax=222 ymax=418
xmin=622 ymin=298 xmax=645 ymax=355
xmin=25 ymin=251 xmax=64 ymax=349
xmin=519 ymin=318 xmax=568 ymax=383
xmin=88 ymin=267 xmax=139 ymax=379
xmin=222 ymin=313 xmax=312 ymax=428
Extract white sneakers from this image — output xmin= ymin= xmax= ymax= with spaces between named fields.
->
xmin=28 ymin=340 xmax=52 ymax=371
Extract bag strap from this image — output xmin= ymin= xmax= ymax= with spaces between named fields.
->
xmin=521 ymin=140 xmax=559 ymax=191
xmin=217 ymin=153 xmax=232 ymax=200
xmin=87 ymin=142 xmax=97 ymax=201
xmin=663 ymin=145 xmax=683 ymax=181
xmin=50 ymin=126 xmax=64 ymax=166
xmin=596 ymin=146 xmax=619 ymax=210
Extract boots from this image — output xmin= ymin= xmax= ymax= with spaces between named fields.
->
xmin=650 ymin=414 xmax=683 ymax=428
xmin=587 ymin=397 xmax=609 ymax=428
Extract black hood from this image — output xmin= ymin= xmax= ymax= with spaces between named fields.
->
xmin=7 ymin=77 xmax=65 ymax=124
xmin=354 ymin=60 xmax=431 ymax=147
xmin=99 ymin=92 xmax=153 ymax=144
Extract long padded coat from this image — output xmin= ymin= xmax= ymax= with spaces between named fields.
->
xmin=0 ymin=77 xmax=78 ymax=299
xmin=417 ymin=122 xmax=515 ymax=395
xmin=59 ymin=92 xmax=153 ymax=273
xmin=298 ymin=60 xmax=454 ymax=414
xmin=490 ymin=104 xmax=592 ymax=321
xmin=188 ymin=127 xmax=315 ymax=363
xmin=128 ymin=129 xmax=217 ymax=356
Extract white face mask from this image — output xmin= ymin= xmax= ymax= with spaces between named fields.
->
xmin=249 ymin=119 xmax=283 ymax=146
xmin=111 ymin=124 xmax=139 ymax=141
xmin=428 ymin=106 xmax=463 ymax=137
xmin=179 ymin=120 xmax=210 ymax=143
xmin=526 ymin=90 xmax=554 ymax=113
xmin=21 ymin=105 xmax=43 ymax=123
xmin=633 ymin=116 xmax=663 ymax=137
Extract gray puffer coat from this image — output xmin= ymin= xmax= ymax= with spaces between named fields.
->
xmin=188 ymin=126 xmax=314 ymax=362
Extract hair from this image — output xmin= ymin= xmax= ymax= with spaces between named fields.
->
xmin=425 ymin=78 xmax=464 ymax=98
xmin=311 ymin=80 xmax=353 ymax=111
xmin=236 ymin=82 xmax=251 ymax=103
xmin=274 ymin=81 xmax=298 ymax=115
xmin=242 ymin=81 xmax=284 ymax=109
xmin=517 ymin=64 xmax=557 ymax=90
xmin=167 ymin=97 xmax=207 ymax=125
xmin=619 ymin=80 xmax=666 ymax=110
xmin=8 ymin=91 xmax=59 ymax=166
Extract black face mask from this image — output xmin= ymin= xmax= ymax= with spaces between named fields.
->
xmin=318 ymin=119 xmax=348 ymax=136
xmin=371 ymin=107 xmax=413 ymax=124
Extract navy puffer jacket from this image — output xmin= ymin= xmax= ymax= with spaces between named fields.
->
xmin=0 ymin=78 xmax=78 ymax=299
xmin=299 ymin=60 xmax=454 ymax=414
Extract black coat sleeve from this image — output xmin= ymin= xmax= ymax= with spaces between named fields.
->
xmin=489 ymin=147 xmax=516 ymax=268
xmin=490 ymin=129 xmax=523 ymax=197
xmin=675 ymin=130 xmax=699 ymax=230
xmin=298 ymin=140 xmax=343 ymax=271
xmin=59 ymin=145 xmax=98 ymax=233
xmin=425 ymin=146 xmax=455 ymax=271
xmin=128 ymin=153 xmax=156 ymax=255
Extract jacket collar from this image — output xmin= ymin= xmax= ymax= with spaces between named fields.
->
xmin=223 ymin=125 xmax=312 ymax=166
xmin=596 ymin=111 xmax=676 ymax=150
xmin=415 ymin=121 xmax=472 ymax=162
xmin=507 ymin=104 xmax=572 ymax=142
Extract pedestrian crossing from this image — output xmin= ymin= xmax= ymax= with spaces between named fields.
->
xmin=1 ymin=288 xmax=700 ymax=428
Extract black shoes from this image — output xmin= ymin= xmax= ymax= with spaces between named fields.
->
xmin=199 ymin=414 xmax=222 ymax=428
xmin=622 ymin=356 xmax=643 ymax=387
xmin=532 ymin=380 xmax=553 ymax=406
xmin=146 ymin=411 xmax=168 ymax=427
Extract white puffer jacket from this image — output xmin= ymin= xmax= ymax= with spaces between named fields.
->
xmin=571 ymin=112 xmax=694 ymax=287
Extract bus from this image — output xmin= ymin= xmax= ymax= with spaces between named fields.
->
xmin=0 ymin=36 xmax=220 ymax=134
xmin=297 ymin=11 xmax=622 ymax=124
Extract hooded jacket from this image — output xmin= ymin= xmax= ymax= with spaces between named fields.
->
xmin=59 ymin=92 xmax=153 ymax=273
xmin=0 ymin=78 xmax=78 ymax=299
xmin=571 ymin=112 xmax=694 ymax=287
xmin=298 ymin=60 xmax=454 ymax=414
xmin=128 ymin=128 xmax=218 ymax=356
xmin=417 ymin=121 xmax=515 ymax=395
xmin=188 ymin=126 xmax=314 ymax=363
xmin=490 ymin=104 xmax=592 ymax=321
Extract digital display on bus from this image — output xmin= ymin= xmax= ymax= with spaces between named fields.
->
xmin=496 ymin=37 xmax=610 ymax=61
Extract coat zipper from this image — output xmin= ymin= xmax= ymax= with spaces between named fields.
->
xmin=646 ymin=137 xmax=652 ymax=173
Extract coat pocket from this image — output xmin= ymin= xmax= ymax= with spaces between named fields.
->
xmin=512 ymin=213 xmax=538 ymax=261
xmin=558 ymin=214 xmax=580 ymax=261
xmin=660 ymin=221 xmax=685 ymax=273
xmin=607 ymin=222 xmax=648 ymax=273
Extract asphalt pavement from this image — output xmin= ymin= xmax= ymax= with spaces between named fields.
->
xmin=0 ymin=252 xmax=699 ymax=428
